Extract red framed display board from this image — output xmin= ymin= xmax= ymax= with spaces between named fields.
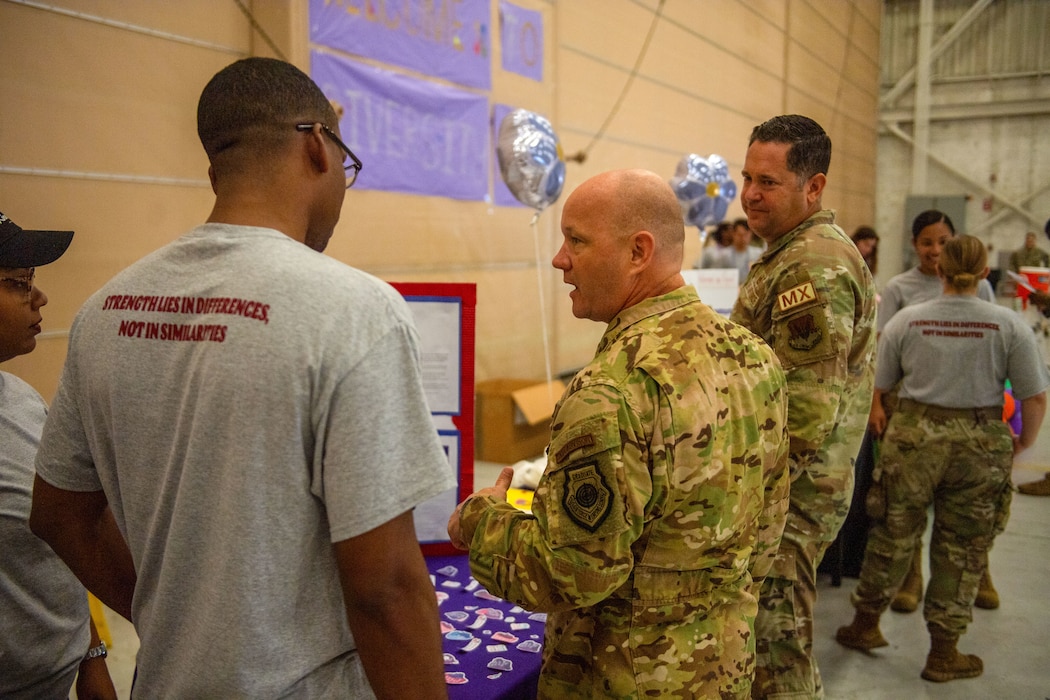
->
xmin=392 ymin=282 xmax=476 ymax=556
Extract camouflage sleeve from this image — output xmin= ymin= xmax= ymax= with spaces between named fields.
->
xmin=750 ymin=407 xmax=790 ymax=583
xmin=769 ymin=261 xmax=865 ymax=473
xmin=460 ymin=381 xmax=645 ymax=612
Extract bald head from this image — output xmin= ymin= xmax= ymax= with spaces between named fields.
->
xmin=566 ymin=169 xmax=685 ymax=267
xmin=555 ymin=169 xmax=686 ymax=322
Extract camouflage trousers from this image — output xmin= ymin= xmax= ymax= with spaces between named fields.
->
xmin=851 ymin=399 xmax=1013 ymax=636
xmin=753 ymin=454 xmax=855 ymax=699
xmin=537 ymin=581 xmax=758 ymax=699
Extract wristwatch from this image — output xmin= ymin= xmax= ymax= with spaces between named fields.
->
xmin=84 ymin=641 xmax=108 ymax=661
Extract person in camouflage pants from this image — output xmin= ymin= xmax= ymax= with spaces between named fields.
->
xmin=836 ymin=235 xmax=1049 ymax=682
xmin=448 ymin=168 xmax=790 ymax=698
xmin=730 ymin=115 xmax=877 ymax=699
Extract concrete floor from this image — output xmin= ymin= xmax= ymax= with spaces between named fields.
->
xmin=93 ymin=446 xmax=1049 ymax=699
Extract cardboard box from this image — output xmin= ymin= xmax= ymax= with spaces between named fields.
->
xmin=475 ymin=379 xmax=565 ymax=464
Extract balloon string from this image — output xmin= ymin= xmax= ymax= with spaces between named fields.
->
xmin=531 ymin=212 xmax=555 ymax=397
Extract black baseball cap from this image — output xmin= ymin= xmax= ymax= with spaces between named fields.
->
xmin=0 ymin=211 xmax=74 ymax=268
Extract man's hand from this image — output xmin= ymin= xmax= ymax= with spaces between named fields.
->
xmin=447 ymin=466 xmax=514 ymax=550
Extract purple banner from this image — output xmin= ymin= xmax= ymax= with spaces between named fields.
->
xmin=310 ymin=0 xmax=491 ymax=90
xmin=499 ymin=1 xmax=543 ymax=82
xmin=492 ymin=104 xmax=526 ymax=207
xmin=312 ymin=51 xmax=490 ymax=201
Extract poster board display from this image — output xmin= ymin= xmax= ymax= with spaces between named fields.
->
xmin=392 ymin=282 xmax=476 ymax=556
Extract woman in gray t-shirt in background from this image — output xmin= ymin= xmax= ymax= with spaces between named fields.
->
xmin=836 ymin=235 xmax=1049 ymax=683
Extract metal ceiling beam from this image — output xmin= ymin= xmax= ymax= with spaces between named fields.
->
xmin=883 ymin=121 xmax=1045 ymax=228
xmin=966 ymin=180 xmax=1050 ymax=236
xmin=881 ymin=97 xmax=1050 ymax=122
xmin=881 ymin=0 xmax=997 ymax=108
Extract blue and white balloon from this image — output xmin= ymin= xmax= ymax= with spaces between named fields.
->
xmin=669 ymin=154 xmax=737 ymax=229
xmin=497 ymin=109 xmax=566 ymax=211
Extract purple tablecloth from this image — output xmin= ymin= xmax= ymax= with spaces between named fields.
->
xmin=427 ymin=554 xmax=543 ymax=699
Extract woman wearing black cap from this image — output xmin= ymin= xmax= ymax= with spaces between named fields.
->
xmin=0 ymin=211 xmax=116 ymax=699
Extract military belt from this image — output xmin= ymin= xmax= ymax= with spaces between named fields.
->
xmin=898 ymin=398 xmax=1000 ymax=424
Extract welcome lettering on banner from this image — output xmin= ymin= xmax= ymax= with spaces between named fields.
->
xmin=312 ymin=50 xmax=490 ymax=201
xmin=309 ymin=0 xmax=491 ymax=90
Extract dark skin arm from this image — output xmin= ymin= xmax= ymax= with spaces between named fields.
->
xmin=29 ymin=478 xmax=136 ymax=621
xmin=75 ymin=617 xmax=117 ymax=700
xmin=333 ymin=510 xmax=447 ymax=700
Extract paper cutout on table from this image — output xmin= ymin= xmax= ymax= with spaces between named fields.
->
xmin=468 ymin=616 xmax=488 ymax=629
xmin=441 ymin=580 xmax=462 ymax=589
xmin=443 ymin=653 xmax=459 ymax=665
xmin=486 ymin=644 xmax=508 ymax=653
xmin=510 ymin=622 xmax=530 ymax=631
xmin=510 ymin=605 xmax=525 ymax=613
xmin=440 ymin=621 xmax=455 ymax=634
xmin=492 ymin=631 xmax=519 ymax=643
xmin=465 ymin=579 xmax=479 ymax=591
xmin=461 ymin=637 xmax=482 ymax=652
xmin=437 ymin=565 xmax=459 ymax=578
xmin=517 ymin=639 xmax=543 ymax=653
xmin=488 ymin=657 xmax=514 ymax=672
xmin=488 ymin=672 xmax=504 ymax=680
xmin=474 ymin=590 xmax=502 ymax=601
xmin=478 ymin=607 xmax=504 ymax=620
xmin=507 ymin=487 xmax=535 ymax=511
xmin=435 ymin=591 xmax=449 ymax=605
xmin=446 ymin=630 xmax=474 ymax=641
xmin=528 ymin=612 xmax=548 ymax=622
xmin=445 ymin=611 xmax=470 ymax=622
xmin=445 ymin=671 xmax=469 ymax=684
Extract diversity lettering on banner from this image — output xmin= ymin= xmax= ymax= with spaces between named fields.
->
xmin=309 ymin=0 xmax=491 ymax=90
xmin=312 ymin=50 xmax=490 ymax=201
xmin=499 ymin=0 xmax=543 ymax=82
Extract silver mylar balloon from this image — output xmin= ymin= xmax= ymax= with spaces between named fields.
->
xmin=497 ymin=109 xmax=566 ymax=211
xmin=668 ymin=153 xmax=738 ymax=229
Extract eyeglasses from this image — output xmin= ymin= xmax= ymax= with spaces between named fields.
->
xmin=296 ymin=123 xmax=362 ymax=189
xmin=0 ymin=268 xmax=35 ymax=302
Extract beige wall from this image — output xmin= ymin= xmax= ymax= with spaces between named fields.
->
xmin=1 ymin=0 xmax=880 ymax=400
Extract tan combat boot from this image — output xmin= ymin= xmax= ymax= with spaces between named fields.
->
xmin=974 ymin=567 xmax=999 ymax=609
xmin=891 ymin=548 xmax=923 ymax=612
xmin=921 ymin=631 xmax=983 ymax=682
xmin=835 ymin=610 xmax=889 ymax=651
xmin=1018 ymin=473 xmax=1050 ymax=495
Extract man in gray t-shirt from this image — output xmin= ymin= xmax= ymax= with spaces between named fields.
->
xmin=30 ymin=59 xmax=454 ymax=698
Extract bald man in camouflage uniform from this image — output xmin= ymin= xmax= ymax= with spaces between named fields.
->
xmin=730 ymin=115 xmax=877 ymax=699
xmin=449 ymin=168 xmax=790 ymax=698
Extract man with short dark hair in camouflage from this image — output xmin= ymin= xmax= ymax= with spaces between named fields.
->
xmin=730 ymin=115 xmax=877 ymax=699
xmin=448 ymin=168 xmax=790 ymax=698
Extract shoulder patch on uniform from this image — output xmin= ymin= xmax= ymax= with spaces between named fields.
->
xmin=777 ymin=281 xmax=817 ymax=312
xmin=787 ymin=312 xmax=824 ymax=351
xmin=554 ymin=434 xmax=595 ymax=463
xmin=561 ymin=461 xmax=613 ymax=532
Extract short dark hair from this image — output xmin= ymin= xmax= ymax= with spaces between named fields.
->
xmin=197 ymin=57 xmax=337 ymax=161
xmin=749 ymin=115 xmax=831 ymax=184
xmin=911 ymin=209 xmax=955 ymax=241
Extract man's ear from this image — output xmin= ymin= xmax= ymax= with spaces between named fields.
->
xmin=208 ymin=165 xmax=218 ymax=195
xmin=805 ymin=172 xmax=827 ymax=205
xmin=302 ymin=126 xmax=333 ymax=175
xmin=629 ymin=230 xmax=656 ymax=269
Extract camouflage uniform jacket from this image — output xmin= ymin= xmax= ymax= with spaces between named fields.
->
xmin=460 ymin=285 xmax=789 ymax=698
xmin=731 ymin=210 xmax=876 ymax=485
